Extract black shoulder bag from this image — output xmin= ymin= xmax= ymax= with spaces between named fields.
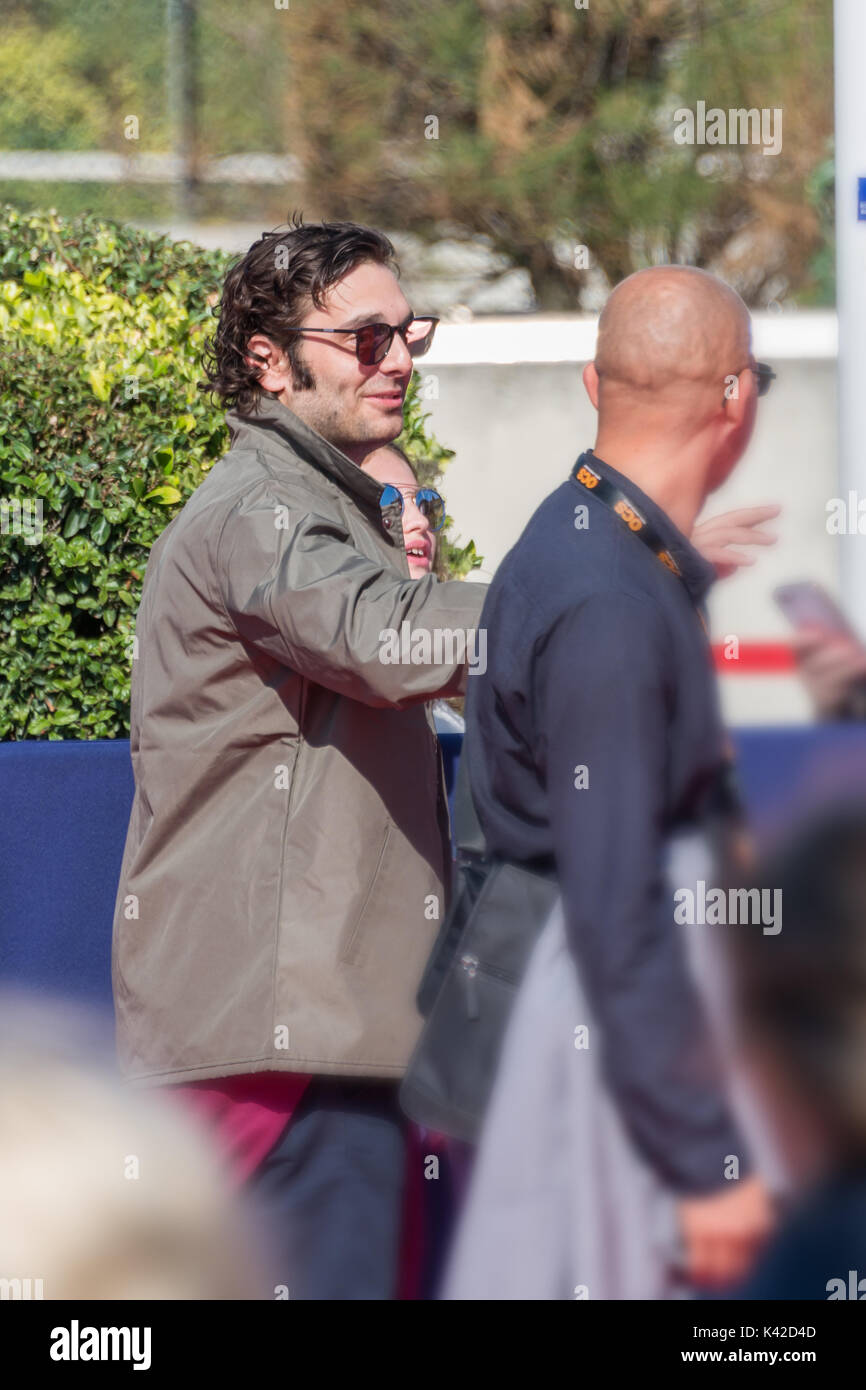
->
xmin=399 ymin=736 xmax=559 ymax=1142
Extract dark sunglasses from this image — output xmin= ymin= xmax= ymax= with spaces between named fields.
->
xmin=732 ymin=360 xmax=776 ymax=397
xmin=282 ymin=315 xmax=439 ymax=367
xmin=379 ymin=484 xmax=445 ymax=532
xmin=752 ymin=361 xmax=776 ymax=397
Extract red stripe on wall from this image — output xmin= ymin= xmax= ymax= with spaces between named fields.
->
xmin=713 ymin=642 xmax=796 ymax=674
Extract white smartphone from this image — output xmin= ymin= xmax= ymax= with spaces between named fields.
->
xmin=773 ymin=581 xmax=853 ymax=636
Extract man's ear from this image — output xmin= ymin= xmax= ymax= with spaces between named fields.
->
xmin=245 ymin=334 xmax=290 ymax=394
xmin=583 ymin=361 xmax=600 ymax=410
xmin=724 ymin=366 xmax=756 ymax=427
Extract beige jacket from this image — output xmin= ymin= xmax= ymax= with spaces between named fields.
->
xmin=112 ymin=399 xmax=487 ymax=1085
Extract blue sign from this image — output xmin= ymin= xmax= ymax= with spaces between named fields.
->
xmin=858 ymin=177 xmax=866 ymax=220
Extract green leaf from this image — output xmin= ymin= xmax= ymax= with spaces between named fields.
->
xmin=90 ymin=515 xmax=111 ymax=546
xmin=86 ymin=366 xmax=111 ymax=401
xmin=143 ymin=485 xmax=182 ymax=505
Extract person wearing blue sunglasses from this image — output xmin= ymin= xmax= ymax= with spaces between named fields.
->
xmin=361 ymin=443 xmax=446 ymax=580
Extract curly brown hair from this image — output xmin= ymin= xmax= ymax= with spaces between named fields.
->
xmin=198 ymin=212 xmax=398 ymax=417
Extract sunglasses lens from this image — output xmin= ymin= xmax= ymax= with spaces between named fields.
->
xmin=357 ymin=324 xmax=392 ymax=365
xmin=406 ymin=318 xmax=436 ymax=358
xmin=417 ymin=489 xmax=445 ymax=530
xmin=756 ymin=363 xmax=775 ymax=397
xmin=379 ymin=484 xmax=402 ymax=511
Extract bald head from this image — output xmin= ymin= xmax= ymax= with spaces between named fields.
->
xmin=594 ymin=265 xmax=750 ymax=403
xmin=584 ymin=266 xmax=760 ymax=522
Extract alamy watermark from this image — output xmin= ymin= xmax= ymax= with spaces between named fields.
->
xmin=49 ymin=1321 xmax=151 ymax=1370
xmin=0 ymin=495 xmax=43 ymax=545
xmin=827 ymin=491 xmax=866 ymax=535
xmin=378 ymin=623 xmax=487 ymax=675
xmin=673 ymin=102 xmax=782 ymax=157
xmin=673 ymin=881 xmax=782 ymax=935
xmin=0 ymin=1276 xmax=43 ymax=1299
xmin=827 ymin=1270 xmax=866 ymax=1299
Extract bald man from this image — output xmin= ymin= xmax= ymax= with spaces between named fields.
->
xmin=462 ymin=266 xmax=775 ymax=1291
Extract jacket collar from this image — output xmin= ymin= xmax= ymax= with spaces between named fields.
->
xmin=225 ymin=396 xmax=389 ymax=511
xmin=579 ymin=448 xmax=717 ymax=605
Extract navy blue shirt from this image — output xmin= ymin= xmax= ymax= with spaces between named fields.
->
xmin=465 ymin=449 xmax=748 ymax=1194
xmin=736 ymin=1169 xmax=866 ymax=1299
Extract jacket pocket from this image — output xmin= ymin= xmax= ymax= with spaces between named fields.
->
xmin=338 ymin=818 xmax=394 ymax=966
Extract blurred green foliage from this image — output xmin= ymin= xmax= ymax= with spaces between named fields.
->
xmin=286 ymin=0 xmax=834 ymax=308
xmin=1 ymin=0 xmax=287 ymax=153
xmin=0 ymin=205 xmax=479 ymax=740
xmin=0 ymin=19 xmax=109 ymax=150
xmin=0 ymin=182 xmax=288 ymax=226
xmin=0 ymin=1 xmax=835 ymax=306
xmin=803 ymin=140 xmax=836 ymax=308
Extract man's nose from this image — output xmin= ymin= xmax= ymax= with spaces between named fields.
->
xmin=380 ymin=328 xmax=413 ymax=374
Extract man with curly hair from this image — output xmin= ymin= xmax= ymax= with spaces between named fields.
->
xmin=111 ymin=216 xmax=487 ymax=1300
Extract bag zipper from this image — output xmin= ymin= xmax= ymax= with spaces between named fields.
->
xmin=459 ymin=952 xmax=518 ymax=1019
xmin=460 ymin=953 xmax=480 ymax=1020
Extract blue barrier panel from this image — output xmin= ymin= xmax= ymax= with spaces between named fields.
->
xmin=3 ymin=726 xmax=866 ymax=1009
xmin=732 ymin=725 xmax=866 ymax=840
xmin=0 ymin=740 xmax=133 ymax=1006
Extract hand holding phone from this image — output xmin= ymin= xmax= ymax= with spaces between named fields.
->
xmin=775 ymin=583 xmax=866 ymax=718
xmin=773 ymin=581 xmax=853 ymax=637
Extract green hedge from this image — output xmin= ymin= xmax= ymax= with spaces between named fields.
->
xmin=0 ymin=205 xmax=479 ymax=740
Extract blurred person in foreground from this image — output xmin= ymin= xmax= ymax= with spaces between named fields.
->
xmin=111 ymin=215 xmax=488 ymax=1301
xmin=0 ymin=994 xmax=264 ymax=1300
xmin=444 ymin=266 xmax=778 ymax=1300
xmin=729 ymin=807 xmax=866 ymax=1298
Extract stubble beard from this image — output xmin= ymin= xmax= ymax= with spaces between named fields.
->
xmin=292 ymin=380 xmax=401 ymax=461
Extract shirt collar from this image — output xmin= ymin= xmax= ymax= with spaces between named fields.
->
xmin=577 ymin=448 xmax=717 ymax=605
xmin=225 ymin=396 xmax=389 ymax=512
